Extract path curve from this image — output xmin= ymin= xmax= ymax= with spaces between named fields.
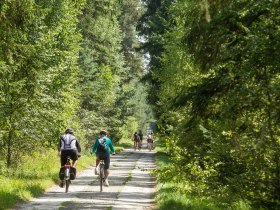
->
xmin=13 ymin=140 xmax=156 ymax=210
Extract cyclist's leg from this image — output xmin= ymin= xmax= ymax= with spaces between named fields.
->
xmin=59 ymin=151 xmax=68 ymax=187
xmin=61 ymin=151 xmax=68 ymax=166
xmin=104 ymin=153 xmax=110 ymax=179
xmin=95 ymin=157 xmax=101 ymax=175
xmin=96 ymin=158 xmax=101 ymax=167
xmin=70 ymin=150 xmax=78 ymax=168
xmin=104 ymin=156 xmax=110 ymax=186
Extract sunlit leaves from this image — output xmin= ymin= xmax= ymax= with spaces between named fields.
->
xmin=139 ymin=0 xmax=280 ymax=208
xmin=0 ymin=0 xmax=84 ymax=167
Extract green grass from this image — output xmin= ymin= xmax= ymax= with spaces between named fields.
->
xmin=156 ymin=183 xmax=220 ymax=210
xmin=122 ymin=170 xmax=132 ymax=185
xmin=154 ymin=142 xmax=252 ymax=210
xmin=154 ymin=145 xmax=220 ymax=210
xmin=0 ymin=149 xmax=94 ymax=210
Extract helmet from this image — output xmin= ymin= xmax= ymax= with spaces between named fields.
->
xmin=100 ymin=130 xmax=107 ymax=135
xmin=65 ymin=128 xmax=74 ymax=135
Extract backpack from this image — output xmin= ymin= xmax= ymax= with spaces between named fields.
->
xmin=97 ymin=137 xmax=107 ymax=153
xmin=61 ymin=134 xmax=76 ymax=150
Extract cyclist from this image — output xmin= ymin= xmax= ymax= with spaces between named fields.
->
xmin=133 ymin=132 xmax=140 ymax=150
xmin=147 ymin=133 xmax=154 ymax=149
xmin=138 ymin=130 xmax=143 ymax=146
xmin=92 ymin=130 xmax=115 ymax=186
xmin=58 ymin=128 xmax=81 ymax=187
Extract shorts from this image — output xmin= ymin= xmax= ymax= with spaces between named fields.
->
xmin=96 ymin=152 xmax=110 ymax=169
xmin=61 ymin=150 xmax=78 ymax=166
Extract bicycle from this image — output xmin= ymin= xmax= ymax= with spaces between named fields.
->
xmin=98 ymin=159 xmax=105 ymax=192
xmin=147 ymin=139 xmax=153 ymax=151
xmin=63 ymin=156 xmax=71 ymax=193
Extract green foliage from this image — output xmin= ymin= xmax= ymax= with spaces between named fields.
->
xmin=0 ymin=0 xmax=85 ymax=168
xmin=139 ymin=0 xmax=280 ymax=209
xmin=155 ymin=140 xmax=252 ymax=210
xmin=78 ymin=0 xmax=152 ymax=144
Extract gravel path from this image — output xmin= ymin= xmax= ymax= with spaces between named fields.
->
xmin=13 ymin=141 xmax=156 ymax=210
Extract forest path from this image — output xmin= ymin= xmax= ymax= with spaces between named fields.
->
xmin=14 ymin=140 xmax=156 ymax=210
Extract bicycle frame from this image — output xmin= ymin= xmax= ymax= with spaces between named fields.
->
xmin=147 ymin=139 xmax=153 ymax=151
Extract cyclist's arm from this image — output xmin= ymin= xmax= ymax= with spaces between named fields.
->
xmin=57 ymin=137 xmax=62 ymax=156
xmin=92 ymin=139 xmax=98 ymax=154
xmin=108 ymin=140 xmax=115 ymax=154
xmin=76 ymin=140 xmax=82 ymax=153
xmin=58 ymin=137 xmax=62 ymax=152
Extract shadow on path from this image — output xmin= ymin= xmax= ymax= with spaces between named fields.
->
xmin=14 ymin=142 xmax=156 ymax=210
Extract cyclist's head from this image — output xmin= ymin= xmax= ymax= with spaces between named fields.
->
xmin=65 ymin=128 xmax=74 ymax=135
xmin=100 ymin=130 xmax=107 ymax=136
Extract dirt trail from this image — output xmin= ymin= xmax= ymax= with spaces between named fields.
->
xmin=13 ymin=140 xmax=156 ymax=210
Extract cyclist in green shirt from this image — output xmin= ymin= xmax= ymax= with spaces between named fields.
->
xmin=92 ymin=130 xmax=115 ymax=186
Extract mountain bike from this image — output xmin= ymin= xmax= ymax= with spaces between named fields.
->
xmin=147 ymin=139 xmax=153 ymax=151
xmin=64 ymin=156 xmax=71 ymax=193
xmin=98 ymin=159 xmax=105 ymax=192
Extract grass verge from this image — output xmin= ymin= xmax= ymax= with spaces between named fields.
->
xmin=154 ymin=142 xmax=251 ymax=210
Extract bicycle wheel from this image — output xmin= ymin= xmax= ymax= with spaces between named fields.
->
xmin=65 ymin=180 xmax=70 ymax=193
xmin=64 ymin=168 xmax=70 ymax=193
xmin=99 ymin=164 xmax=104 ymax=192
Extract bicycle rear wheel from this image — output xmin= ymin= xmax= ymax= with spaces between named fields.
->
xmin=65 ymin=180 xmax=70 ymax=193
xmin=148 ymin=142 xmax=152 ymax=151
xmin=99 ymin=164 xmax=104 ymax=192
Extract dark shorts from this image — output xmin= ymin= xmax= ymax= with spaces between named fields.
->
xmin=96 ymin=152 xmax=110 ymax=169
xmin=61 ymin=150 xmax=78 ymax=166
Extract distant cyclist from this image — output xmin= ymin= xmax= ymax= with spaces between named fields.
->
xmin=133 ymin=132 xmax=141 ymax=150
xmin=92 ymin=130 xmax=115 ymax=186
xmin=147 ymin=133 xmax=154 ymax=149
xmin=58 ymin=128 xmax=81 ymax=187
xmin=138 ymin=130 xmax=143 ymax=145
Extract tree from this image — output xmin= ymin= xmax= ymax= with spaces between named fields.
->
xmin=0 ymin=0 xmax=85 ymax=168
xmin=139 ymin=0 xmax=280 ymax=208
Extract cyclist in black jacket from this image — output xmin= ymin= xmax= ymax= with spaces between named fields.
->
xmin=58 ymin=128 xmax=81 ymax=187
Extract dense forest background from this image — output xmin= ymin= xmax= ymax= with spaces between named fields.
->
xmin=0 ymin=0 xmax=152 ymax=168
xmin=0 ymin=0 xmax=279 ymax=209
xmin=138 ymin=0 xmax=280 ymax=209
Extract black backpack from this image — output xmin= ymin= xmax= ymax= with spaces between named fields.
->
xmin=97 ymin=137 xmax=107 ymax=153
